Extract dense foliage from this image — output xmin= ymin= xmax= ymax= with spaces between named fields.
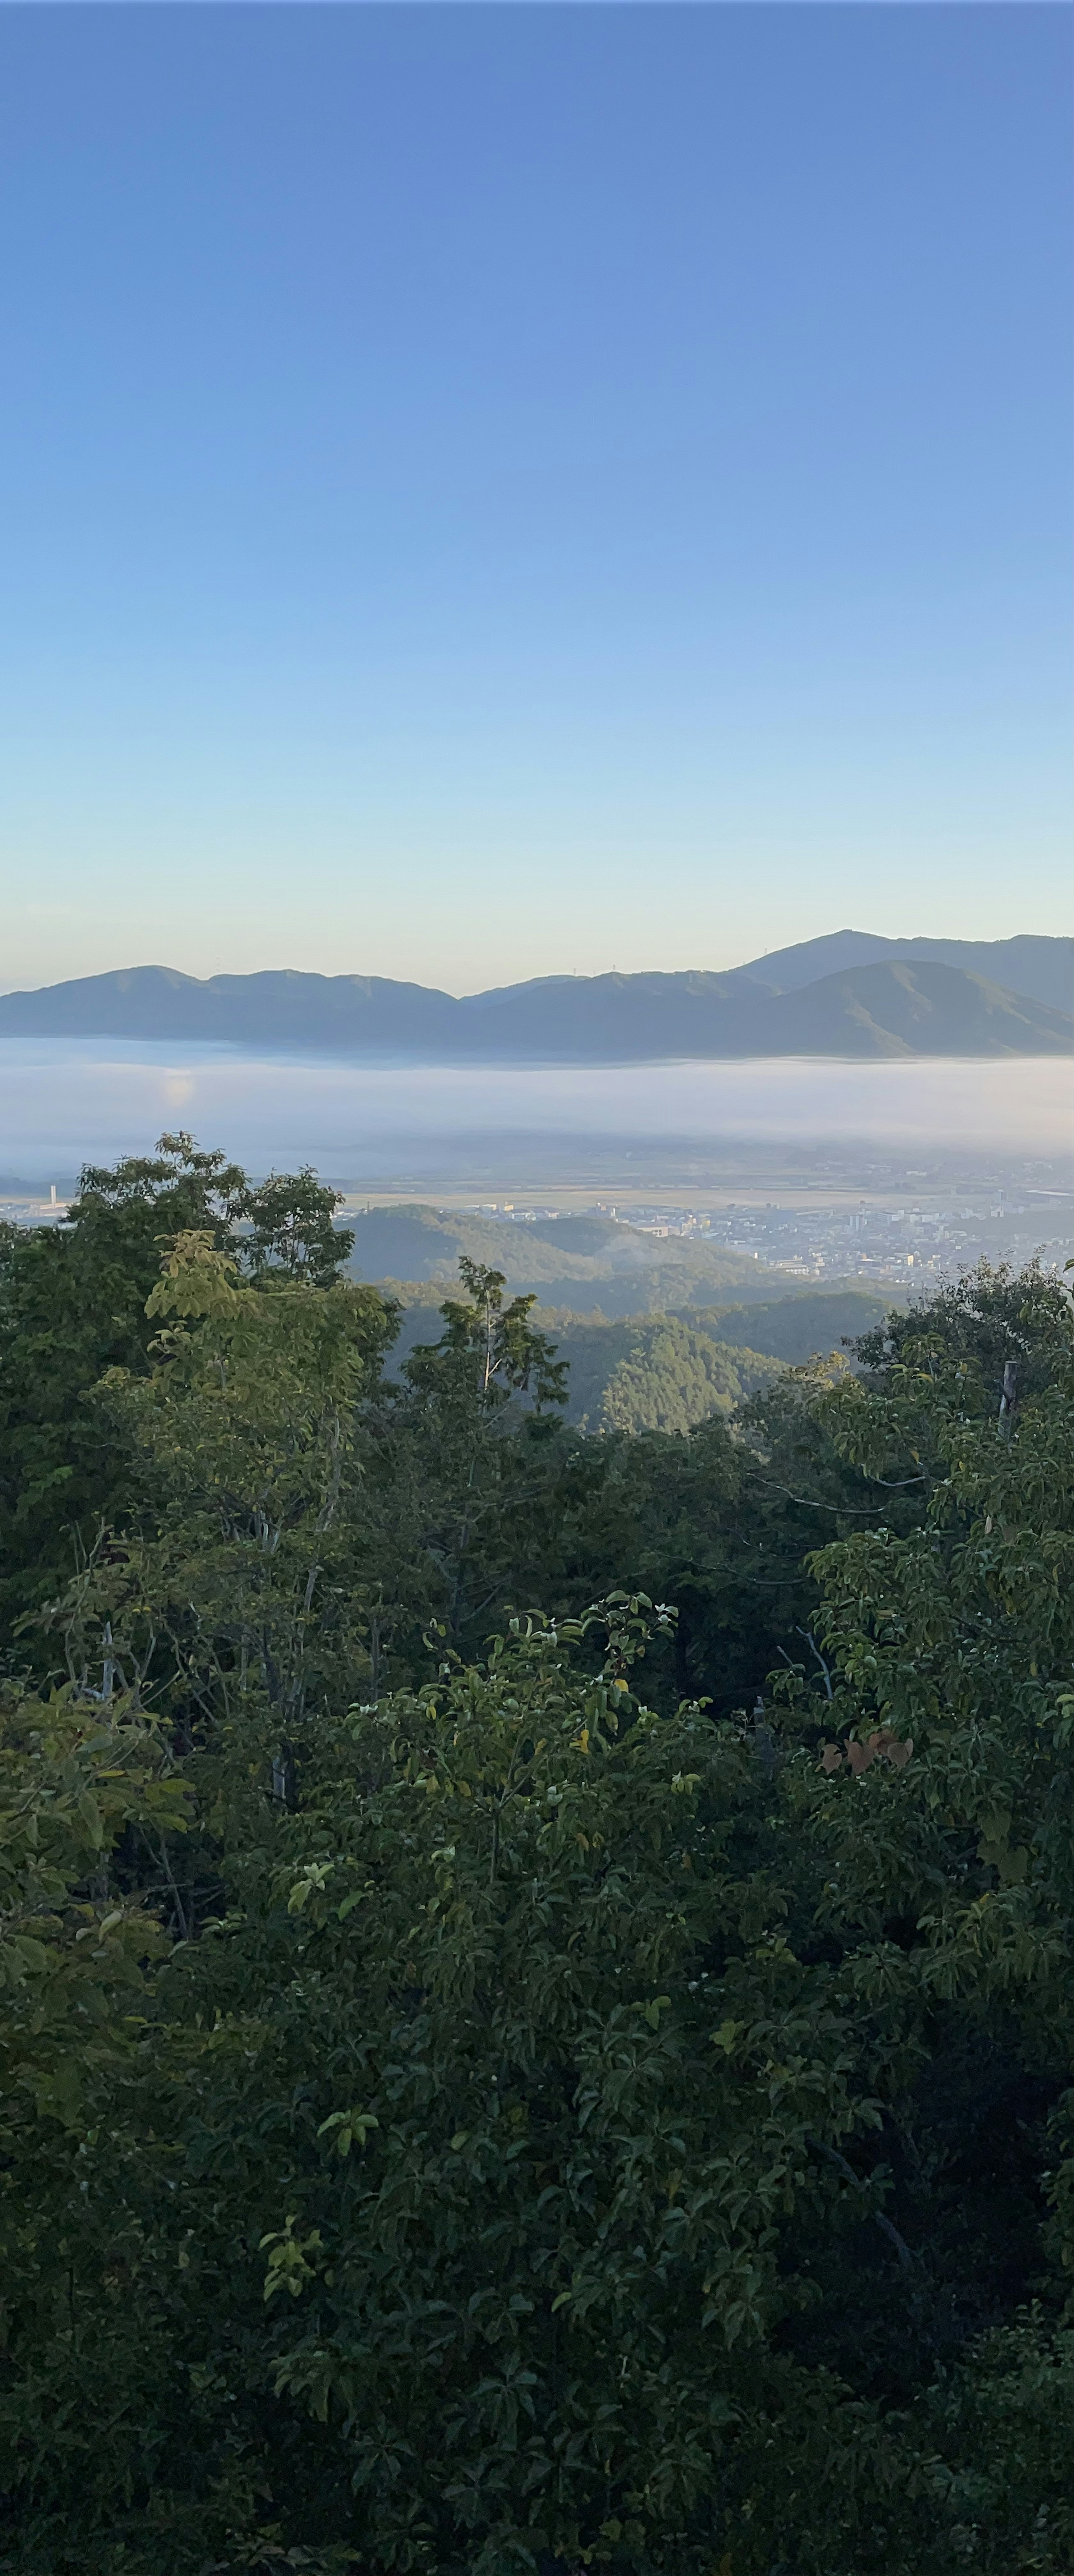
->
xmin=0 ymin=1143 xmax=1071 ymax=2574
xmin=551 ymin=1312 xmax=776 ymax=1433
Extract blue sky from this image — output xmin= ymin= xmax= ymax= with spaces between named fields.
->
xmin=1 ymin=3 xmax=1070 ymax=995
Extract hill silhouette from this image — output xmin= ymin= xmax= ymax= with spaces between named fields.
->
xmin=1 ymin=935 xmax=1070 ymax=1059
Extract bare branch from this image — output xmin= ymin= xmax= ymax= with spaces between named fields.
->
xmin=796 ymin=1628 xmax=834 ymax=1701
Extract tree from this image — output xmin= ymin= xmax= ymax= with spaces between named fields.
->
xmin=2 ymin=1226 xmax=1073 ymax=2573
xmin=57 ymin=1229 xmax=398 ymax=1777
xmin=0 ymin=1135 xmax=247 ymax=1650
xmin=765 ymin=1296 xmax=1074 ymax=2519
xmin=0 ymin=1140 xmax=365 ymax=1668
xmin=75 ymin=1130 xmax=248 ymax=1228
xmin=349 ymin=1263 xmax=570 ymax=1673
xmin=405 ymin=1258 xmax=567 ymax=1413
xmin=0 ymin=1680 xmax=195 ymax=2569
xmin=851 ymin=1253 xmax=1072 ymax=1411
xmin=238 ymin=1166 xmax=355 ymax=1288
xmin=0 ymin=1601 xmax=930 ymax=2574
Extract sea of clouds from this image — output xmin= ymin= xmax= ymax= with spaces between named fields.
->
xmin=1 ymin=1039 xmax=1070 ymax=1181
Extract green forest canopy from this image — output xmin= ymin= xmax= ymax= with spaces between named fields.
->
xmin=372 ymin=1274 xmax=894 ymax=1435
xmin=1 ymin=1134 xmax=1072 ymax=2575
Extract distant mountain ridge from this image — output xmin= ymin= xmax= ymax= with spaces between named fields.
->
xmin=476 ymin=933 xmax=1074 ymax=1016
xmin=712 ymin=930 xmax=1073 ymax=1013
xmin=0 ymin=934 xmax=1070 ymax=1061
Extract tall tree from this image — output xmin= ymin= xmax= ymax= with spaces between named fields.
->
xmin=238 ymin=1165 xmax=355 ymax=1287
xmin=0 ymin=1134 xmax=247 ymax=1646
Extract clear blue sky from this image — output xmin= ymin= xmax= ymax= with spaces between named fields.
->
xmin=1 ymin=3 xmax=1070 ymax=995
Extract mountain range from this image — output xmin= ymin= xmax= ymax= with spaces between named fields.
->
xmin=1 ymin=932 xmax=1071 ymax=1061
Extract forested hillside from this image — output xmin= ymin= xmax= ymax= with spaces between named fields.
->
xmin=348 ymin=1205 xmax=895 ymax=1332
xmin=691 ymin=1285 xmax=892 ymax=1356
xmin=1 ymin=1133 xmax=1072 ymax=2575
xmin=552 ymin=1313 xmax=778 ymax=1433
xmin=371 ymin=1278 xmax=890 ymax=1434
xmin=347 ymin=1202 xmax=767 ymax=1307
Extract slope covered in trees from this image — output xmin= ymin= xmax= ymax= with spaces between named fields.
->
xmin=1 ymin=1135 xmax=1072 ymax=2574
xmin=551 ymin=1312 xmax=778 ymax=1432
xmin=349 ymin=1209 xmax=895 ymax=1333
xmin=347 ymin=1203 xmax=766 ymax=1304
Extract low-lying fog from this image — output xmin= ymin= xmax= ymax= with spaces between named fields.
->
xmin=1 ymin=1040 xmax=1070 ymax=1179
